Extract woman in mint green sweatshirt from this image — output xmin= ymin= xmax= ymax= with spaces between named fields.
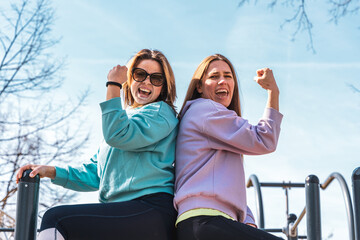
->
xmin=16 ymin=49 xmax=178 ymax=240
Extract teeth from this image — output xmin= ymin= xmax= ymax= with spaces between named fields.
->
xmin=216 ymin=89 xmax=228 ymax=94
xmin=139 ymin=88 xmax=151 ymax=93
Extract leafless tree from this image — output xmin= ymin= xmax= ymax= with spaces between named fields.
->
xmin=238 ymin=0 xmax=360 ymax=53
xmin=348 ymin=83 xmax=360 ymax=93
xmin=0 ymin=0 xmax=90 ymax=231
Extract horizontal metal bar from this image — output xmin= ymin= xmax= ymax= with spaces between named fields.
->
xmin=0 ymin=228 xmax=14 ymax=232
xmin=260 ymin=182 xmax=305 ymax=188
xmin=261 ymin=228 xmax=284 ymax=233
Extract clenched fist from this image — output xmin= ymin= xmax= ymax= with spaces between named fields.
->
xmin=254 ymin=68 xmax=279 ymax=93
xmin=107 ymin=65 xmax=128 ymax=85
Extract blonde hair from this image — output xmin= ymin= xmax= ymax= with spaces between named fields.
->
xmin=179 ymin=54 xmax=241 ymax=117
xmin=123 ymin=49 xmax=177 ymax=112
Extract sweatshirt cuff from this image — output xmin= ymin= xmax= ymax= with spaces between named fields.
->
xmin=51 ymin=166 xmax=69 ymax=186
xmin=244 ymin=212 xmax=256 ymax=226
xmin=263 ymin=107 xmax=283 ymax=122
xmin=99 ymin=97 xmax=123 ymax=115
xmin=243 ymin=206 xmax=257 ymax=227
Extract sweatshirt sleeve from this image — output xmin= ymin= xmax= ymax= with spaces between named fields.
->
xmin=100 ymin=98 xmax=177 ymax=151
xmin=51 ymin=153 xmax=100 ymax=192
xmin=243 ymin=206 xmax=257 ymax=228
xmin=198 ymin=100 xmax=283 ymax=155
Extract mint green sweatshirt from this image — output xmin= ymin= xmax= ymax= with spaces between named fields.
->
xmin=52 ymin=97 xmax=178 ymax=203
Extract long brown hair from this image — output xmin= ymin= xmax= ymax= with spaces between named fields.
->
xmin=179 ymin=54 xmax=241 ymax=117
xmin=123 ymin=49 xmax=177 ymax=112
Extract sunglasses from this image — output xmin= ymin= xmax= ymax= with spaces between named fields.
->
xmin=132 ymin=68 xmax=165 ymax=87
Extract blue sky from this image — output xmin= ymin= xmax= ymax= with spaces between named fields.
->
xmin=9 ymin=0 xmax=360 ymax=238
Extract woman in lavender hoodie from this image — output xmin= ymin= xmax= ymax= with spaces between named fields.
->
xmin=174 ymin=54 xmax=283 ymax=240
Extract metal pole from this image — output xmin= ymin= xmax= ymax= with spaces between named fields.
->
xmin=321 ymin=172 xmax=355 ymax=240
xmin=14 ymin=169 xmax=40 ymax=240
xmin=246 ymin=174 xmax=265 ymax=228
xmin=353 ymin=167 xmax=360 ymax=240
xmin=305 ymin=175 xmax=321 ymax=240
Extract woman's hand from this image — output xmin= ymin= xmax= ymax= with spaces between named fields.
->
xmin=254 ymin=68 xmax=279 ymax=93
xmin=254 ymin=68 xmax=280 ymax=111
xmin=16 ymin=164 xmax=56 ymax=184
xmin=107 ymin=65 xmax=128 ymax=85
xmin=106 ymin=65 xmax=128 ymax=100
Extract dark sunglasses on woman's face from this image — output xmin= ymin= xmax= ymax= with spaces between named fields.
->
xmin=132 ymin=68 xmax=165 ymax=86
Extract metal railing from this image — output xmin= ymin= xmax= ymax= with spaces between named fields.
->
xmin=305 ymin=175 xmax=321 ymax=240
xmin=247 ymin=168 xmax=360 ymax=240
xmin=1 ymin=167 xmax=360 ymax=240
xmin=246 ymin=175 xmax=305 ymax=237
xmin=1 ymin=170 xmax=40 ymax=240
xmin=353 ymin=167 xmax=360 ymax=240
xmin=320 ymin=172 xmax=355 ymax=240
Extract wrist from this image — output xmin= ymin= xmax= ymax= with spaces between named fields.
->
xmin=106 ymin=84 xmax=121 ymax=100
xmin=106 ymin=81 xmax=122 ymax=89
xmin=268 ymin=88 xmax=279 ymax=95
xmin=49 ymin=166 xmax=56 ymax=180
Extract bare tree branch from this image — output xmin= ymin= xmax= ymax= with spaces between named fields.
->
xmin=280 ymin=0 xmax=315 ymax=53
xmin=328 ymin=0 xmax=360 ymax=24
xmin=0 ymin=0 xmax=62 ymax=98
xmin=0 ymin=0 xmax=90 ymax=226
xmin=238 ymin=0 xmax=250 ymax=7
xmin=0 ymin=90 xmax=88 ymax=142
xmin=347 ymin=83 xmax=360 ymax=93
xmin=238 ymin=0 xmax=359 ymax=53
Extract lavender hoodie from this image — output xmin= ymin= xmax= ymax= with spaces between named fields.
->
xmin=174 ymin=98 xmax=283 ymax=223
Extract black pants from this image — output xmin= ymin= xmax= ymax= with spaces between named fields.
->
xmin=40 ymin=193 xmax=176 ymax=240
xmin=177 ymin=216 xmax=284 ymax=240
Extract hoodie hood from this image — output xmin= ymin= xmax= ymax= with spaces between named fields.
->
xmin=180 ymin=98 xmax=202 ymax=119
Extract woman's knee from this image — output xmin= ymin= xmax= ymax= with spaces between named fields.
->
xmin=40 ymin=205 xmax=70 ymax=230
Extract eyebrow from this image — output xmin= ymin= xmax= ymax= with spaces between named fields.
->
xmin=209 ymin=71 xmax=232 ymax=75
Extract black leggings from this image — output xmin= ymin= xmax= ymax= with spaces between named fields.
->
xmin=40 ymin=193 xmax=176 ymax=240
xmin=177 ymin=216 xmax=284 ymax=240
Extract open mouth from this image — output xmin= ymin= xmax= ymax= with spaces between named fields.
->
xmin=138 ymin=87 xmax=151 ymax=96
xmin=215 ymin=89 xmax=228 ymax=97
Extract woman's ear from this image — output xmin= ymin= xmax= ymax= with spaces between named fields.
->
xmin=196 ymin=81 xmax=203 ymax=94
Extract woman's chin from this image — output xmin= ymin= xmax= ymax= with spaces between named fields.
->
xmin=134 ymin=95 xmax=153 ymax=106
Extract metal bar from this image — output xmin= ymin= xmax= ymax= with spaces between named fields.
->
xmin=321 ymin=172 xmax=355 ymax=240
xmin=260 ymin=182 xmax=305 ymax=188
xmin=246 ymin=175 xmax=265 ymax=228
xmin=285 ymin=187 xmax=290 ymax=237
xmin=262 ymin=228 xmax=284 ymax=233
xmin=305 ymin=175 xmax=321 ymax=240
xmin=353 ymin=167 xmax=360 ymax=240
xmin=0 ymin=228 xmax=14 ymax=232
xmin=291 ymin=207 xmax=306 ymax=236
xmin=14 ymin=169 xmax=40 ymax=240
